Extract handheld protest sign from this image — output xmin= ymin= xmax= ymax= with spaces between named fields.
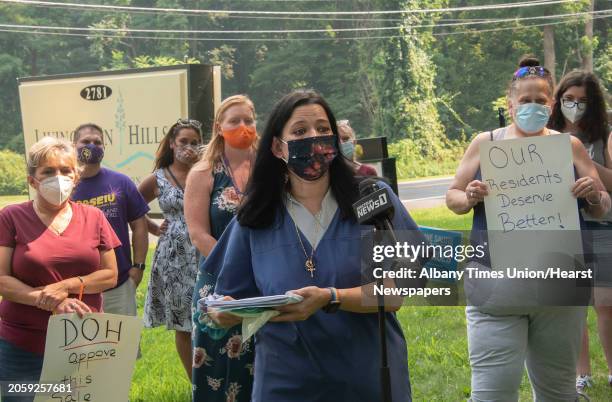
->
xmin=480 ymin=133 xmax=580 ymax=233
xmin=478 ymin=134 xmax=586 ymax=306
xmin=34 ymin=313 xmax=143 ymax=402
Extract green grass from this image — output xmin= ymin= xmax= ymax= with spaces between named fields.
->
xmin=411 ymin=205 xmax=473 ymax=231
xmin=130 ymin=205 xmax=611 ymax=401
xmin=1 ymin=195 xmax=609 ymax=401
xmin=395 ymin=159 xmax=462 ymax=182
xmin=130 ymin=264 xmax=192 ymax=402
xmin=0 ymin=194 xmax=28 ymax=209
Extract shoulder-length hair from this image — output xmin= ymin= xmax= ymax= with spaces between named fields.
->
xmin=237 ymin=89 xmax=360 ymax=229
xmin=549 ymin=70 xmax=609 ymax=144
xmin=193 ymin=94 xmax=257 ymax=172
xmin=154 ymin=121 xmax=203 ymax=170
xmin=28 ymin=136 xmax=79 ymax=181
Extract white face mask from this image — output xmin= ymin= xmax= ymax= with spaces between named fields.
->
xmin=561 ymin=103 xmax=586 ymax=124
xmin=36 ymin=175 xmax=74 ymax=206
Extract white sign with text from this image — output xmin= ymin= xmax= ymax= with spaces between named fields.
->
xmin=34 ymin=313 xmax=142 ymax=402
xmin=479 ymin=134 xmax=584 ymax=299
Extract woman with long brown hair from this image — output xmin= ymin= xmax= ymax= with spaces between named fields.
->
xmin=185 ymin=95 xmax=258 ymax=402
xmin=549 ymin=70 xmax=612 ymax=393
xmin=138 ymin=119 xmax=202 ymax=380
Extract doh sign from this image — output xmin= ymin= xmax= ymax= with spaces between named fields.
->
xmin=34 ymin=313 xmax=143 ymax=402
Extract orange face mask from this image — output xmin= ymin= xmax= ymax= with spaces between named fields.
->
xmin=222 ymin=125 xmax=257 ymax=149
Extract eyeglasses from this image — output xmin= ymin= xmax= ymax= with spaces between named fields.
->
xmin=561 ymin=99 xmax=587 ymax=111
xmin=512 ymin=66 xmax=551 ymax=81
xmin=176 ymin=118 xmax=202 ymax=129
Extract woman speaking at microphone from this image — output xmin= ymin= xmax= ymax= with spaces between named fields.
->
xmin=205 ymin=89 xmax=420 ymax=402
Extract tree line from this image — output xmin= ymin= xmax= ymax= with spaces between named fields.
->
xmin=0 ymin=0 xmax=608 ymax=158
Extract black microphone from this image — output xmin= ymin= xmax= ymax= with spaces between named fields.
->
xmin=354 ymin=178 xmax=430 ymax=276
xmin=353 ymin=178 xmax=394 ymax=228
xmin=353 ymin=178 xmax=394 ymax=402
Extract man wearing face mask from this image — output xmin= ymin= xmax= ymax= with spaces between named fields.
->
xmin=71 ymin=123 xmax=149 ymax=323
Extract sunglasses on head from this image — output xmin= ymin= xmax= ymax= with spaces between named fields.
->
xmin=512 ymin=66 xmax=551 ymax=81
xmin=176 ymin=118 xmax=202 ymax=129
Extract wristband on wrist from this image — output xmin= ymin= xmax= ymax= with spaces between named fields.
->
xmin=77 ymin=276 xmax=85 ymax=301
xmin=323 ymin=287 xmax=341 ymax=314
xmin=132 ymin=263 xmax=146 ymax=270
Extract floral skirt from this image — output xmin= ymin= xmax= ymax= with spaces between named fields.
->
xmin=192 ymin=258 xmax=255 ymax=402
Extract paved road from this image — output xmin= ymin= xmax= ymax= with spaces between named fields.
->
xmin=399 ymin=176 xmax=453 ymax=209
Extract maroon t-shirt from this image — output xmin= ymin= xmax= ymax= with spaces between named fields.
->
xmin=0 ymin=201 xmax=121 ymax=355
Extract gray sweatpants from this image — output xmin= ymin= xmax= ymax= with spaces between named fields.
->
xmin=466 ymin=306 xmax=586 ymax=402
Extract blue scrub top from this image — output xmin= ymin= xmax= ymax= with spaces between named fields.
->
xmin=205 ymin=183 xmax=418 ymax=402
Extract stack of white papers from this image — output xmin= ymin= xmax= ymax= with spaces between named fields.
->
xmin=200 ymin=293 xmax=303 ymax=311
xmin=198 ymin=293 xmax=304 ymax=344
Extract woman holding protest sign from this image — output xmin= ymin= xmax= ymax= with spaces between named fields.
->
xmin=0 ymin=137 xmax=119 ymax=398
xmin=548 ymin=70 xmax=612 ymax=392
xmin=446 ymin=56 xmax=610 ymax=401
xmin=185 ymin=95 xmax=258 ymax=402
xmin=205 ymin=89 xmax=422 ymax=401
xmin=138 ymin=119 xmax=202 ymax=380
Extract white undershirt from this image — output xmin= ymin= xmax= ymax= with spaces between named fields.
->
xmin=284 ymin=189 xmax=339 ymax=249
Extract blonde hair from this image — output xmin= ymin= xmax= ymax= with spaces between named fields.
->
xmin=27 ymin=136 xmax=79 ymax=180
xmin=337 ymin=120 xmax=355 ymax=140
xmin=194 ymin=95 xmax=257 ymax=172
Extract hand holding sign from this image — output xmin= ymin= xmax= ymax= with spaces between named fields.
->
xmin=465 ymin=180 xmax=489 ymax=206
xmin=34 ymin=313 xmax=142 ymax=402
xmin=52 ymin=298 xmax=91 ymax=317
xmin=480 ymin=133 xmax=581 ymax=233
xmin=36 ymin=282 xmax=70 ymax=312
xmin=572 ymin=176 xmax=600 ymax=201
xmin=474 ymin=133 xmax=585 ymax=307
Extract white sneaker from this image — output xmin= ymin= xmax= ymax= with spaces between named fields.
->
xmin=576 ymin=375 xmax=593 ymax=391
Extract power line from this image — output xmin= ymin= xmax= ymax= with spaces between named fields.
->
xmin=0 ymin=13 xmax=608 ymax=42
xmin=0 ymin=0 xmax=586 ymax=16
xmin=12 ymin=0 xmax=583 ymax=23
xmin=2 ymin=2 xmax=504 ymax=23
xmin=0 ymin=10 xmax=607 ymax=35
xmin=217 ymin=16 xmax=492 ymax=23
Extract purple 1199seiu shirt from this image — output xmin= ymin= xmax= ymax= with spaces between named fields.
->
xmin=72 ymin=167 xmax=150 ymax=288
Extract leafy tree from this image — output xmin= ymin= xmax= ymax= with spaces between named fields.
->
xmin=0 ymin=0 xmax=608 ymax=163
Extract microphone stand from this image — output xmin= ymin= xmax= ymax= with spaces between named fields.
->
xmin=372 ymin=217 xmax=398 ymax=402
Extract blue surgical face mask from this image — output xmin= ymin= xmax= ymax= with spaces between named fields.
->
xmin=340 ymin=141 xmax=355 ymax=159
xmin=514 ymin=103 xmax=551 ymax=134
